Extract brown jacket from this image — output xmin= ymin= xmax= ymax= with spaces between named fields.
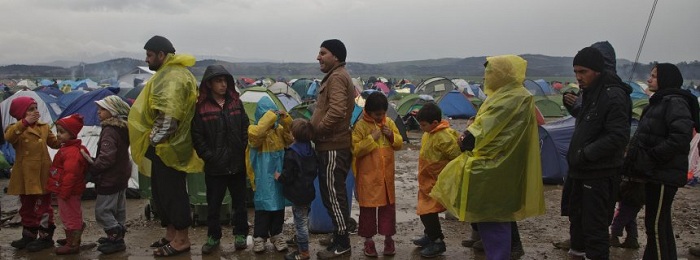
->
xmin=4 ymin=121 xmax=61 ymax=195
xmin=89 ymin=117 xmax=132 ymax=195
xmin=310 ymin=63 xmax=354 ymax=151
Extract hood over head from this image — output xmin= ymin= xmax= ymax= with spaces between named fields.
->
xmin=197 ymin=65 xmax=239 ymax=104
xmin=590 ymin=41 xmax=617 ymax=72
xmin=483 ymin=55 xmax=527 ymax=96
xmin=254 ymin=96 xmax=277 ymax=124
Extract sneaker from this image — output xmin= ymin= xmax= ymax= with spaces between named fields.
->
xmin=383 ymin=237 xmax=395 ymax=256
xmin=411 ymin=234 xmax=431 ymax=247
xmin=253 ymin=237 xmax=266 ymax=253
xmin=234 ymin=235 xmax=247 ymax=249
xmin=553 ymin=239 xmax=571 ymax=250
xmin=285 ymin=250 xmax=311 ymax=260
xmin=363 ymin=240 xmax=378 ymax=257
xmin=420 ymin=238 xmax=446 ymax=258
xmin=620 ymin=236 xmax=639 ymax=249
xmin=271 ymin=234 xmax=289 ymax=252
xmin=201 ymin=236 xmax=220 ymax=255
xmin=317 ymin=242 xmax=351 ymax=259
xmin=472 ymin=240 xmax=484 ymax=252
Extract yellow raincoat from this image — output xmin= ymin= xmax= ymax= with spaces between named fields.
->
xmin=128 ymin=53 xmax=204 ymax=175
xmin=352 ymin=111 xmax=403 ymax=207
xmin=417 ymin=120 xmax=461 ymax=215
xmin=430 ymin=55 xmax=545 ymax=222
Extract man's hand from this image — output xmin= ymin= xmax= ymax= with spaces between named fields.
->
xmin=563 ymin=93 xmax=578 ymax=106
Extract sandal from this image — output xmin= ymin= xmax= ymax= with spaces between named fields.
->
xmin=150 ymin=238 xmax=170 ymax=248
xmin=153 ymin=243 xmax=190 ymax=257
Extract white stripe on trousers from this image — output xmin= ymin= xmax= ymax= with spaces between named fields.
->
xmin=653 ymin=184 xmax=665 ymax=260
xmin=324 ymin=150 xmax=346 ymax=233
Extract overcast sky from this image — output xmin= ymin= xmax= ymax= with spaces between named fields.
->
xmin=1 ymin=0 xmax=698 ymax=65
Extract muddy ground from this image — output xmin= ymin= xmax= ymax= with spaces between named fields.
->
xmin=1 ymin=118 xmax=699 ymax=259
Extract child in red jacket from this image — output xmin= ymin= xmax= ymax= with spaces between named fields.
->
xmin=47 ymin=114 xmax=89 ymax=255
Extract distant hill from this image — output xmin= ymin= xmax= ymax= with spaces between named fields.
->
xmin=2 ymin=55 xmax=699 ymax=83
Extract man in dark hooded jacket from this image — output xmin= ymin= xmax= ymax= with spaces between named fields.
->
xmin=566 ymin=47 xmax=632 ymax=260
xmin=625 ymin=63 xmax=699 ymax=260
xmin=191 ymin=65 xmax=250 ymax=254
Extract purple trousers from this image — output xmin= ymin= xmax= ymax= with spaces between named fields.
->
xmin=477 ymin=222 xmax=511 ymax=260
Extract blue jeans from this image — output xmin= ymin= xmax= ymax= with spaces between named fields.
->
xmin=293 ymin=205 xmax=310 ymax=251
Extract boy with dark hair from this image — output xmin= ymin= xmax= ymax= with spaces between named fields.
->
xmin=276 ymin=118 xmax=318 ymax=260
xmin=411 ymin=103 xmax=461 ymax=257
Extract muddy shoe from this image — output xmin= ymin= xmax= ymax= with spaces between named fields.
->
xmin=234 ymin=235 xmax=247 ymax=249
xmin=462 ymin=238 xmax=480 ymax=247
xmin=690 ymin=246 xmax=700 ymax=257
xmin=201 ymin=236 xmax=220 ymax=255
xmin=363 ymin=240 xmax=377 ymax=257
xmin=271 ymin=234 xmax=288 ymax=252
xmin=317 ymin=241 xmax=350 ymax=259
xmin=253 ymin=237 xmax=266 ymax=253
xmin=511 ymin=244 xmax=525 ymax=259
xmin=318 ymin=234 xmax=333 ymax=246
xmin=11 ymin=227 xmax=38 ymax=249
xmin=420 ymin=238 xmax=446 ymax=258
xmin=610 ymin=235 xmax=622 ymax=247
xmin=620 ymin=236 xmax=639 ymax=249
xmin=472 ymin=240 xmax=484 ymax=252
xmin=383 ymin=237 xmax=395 ymax=256
xmin=285 ymin=250 xmax=310 ymax=260
xmin=411 ymin=234 xmax=431 ymax=248
xmin=553 ymin=239 xmax=571 ymax=250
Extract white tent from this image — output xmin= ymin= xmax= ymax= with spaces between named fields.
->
xmin=1 ymin=91 xmax=58 ymax=131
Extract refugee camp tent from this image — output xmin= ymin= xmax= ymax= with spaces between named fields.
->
xmin=268 ymin=82 xmax=302 ymax=111
xmin=118 ymin=66 xmax=154 ymax=89
xmin=291 ymin=78 xmax=316 ymax=100
xmin=395 ymin=94 xmax=434 ymax=117
xmin=349 ymin=101 xmax=410 ymax=143
xmin=539 ymin=116 xmax=575 ymax=184
xmin=35 ymin=86 xmax=64 ymax=97
xmin=435 ymin=91 xmax=477 ymax=119
xmin=625 ymin=81 xmax=650 ymax=100
xmin=240 ymin=86 xmax=287 ymax=125
xmin=414 ymin=77 xmax=458 ymax=98
xmin=289 ymin=102 xmax=315 ymax=120
xmin=524 ymin=80 xmax=565 ymax=117
xmin=534 ymin=79 xmax=556 ymax=95
xmin=16 ymin=79 xmax=38 ymax=90
xmin=59 ymin=88 xmax=122 ymax=126
xmin=58 ymin=90 xmax=87 ymax=109
xmin=451 ymin=79 xmax=476 ymax=97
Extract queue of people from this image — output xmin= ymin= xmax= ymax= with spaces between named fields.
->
xmin=2 ymin=35 xmax=697 ymax=260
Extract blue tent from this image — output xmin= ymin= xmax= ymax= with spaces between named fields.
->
xmin=35 ymin=86 xmax=64 ymax=97
xmin=539 ymin=116 xmax=575 ymax=184
xmin=625 ymin=81 xmax=650 ymax=100
xmin=534 ymin=79 xmax=556 ymax=95
xmin=59 ymin=88 xmax=122 ymax=126
xmin=58 ymin=90 xmax=87 ymax=109
xmin=436 ymin=91 xmax=477 ymax=119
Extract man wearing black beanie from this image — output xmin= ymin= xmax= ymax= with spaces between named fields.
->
xmin=311 ymin=39 xmax=355 ymax=259
xmin=565 ymin=46 xmax=632 ymax=260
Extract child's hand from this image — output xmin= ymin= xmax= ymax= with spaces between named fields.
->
xmin=274 ymin=171 xmax=280 ymax=180
xmin=24 ymin=113 xmax=39 ymax=124
xmin=80 ymin=150 xmax=94 ymax=164
xmin=371 ymin=129 xmax=381 ymax=141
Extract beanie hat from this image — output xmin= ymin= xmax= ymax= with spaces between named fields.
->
xmin=655 ymin=63 xmax=684 ymax=89
xmin=95 ymin=95 xmax=131 ymax=118
xmin=573 ymin=47 xmax=605 ymax=72
xmin=9 ymin=96 xmax=37 ymax=120
xmin=320 ymin=39 xmax=347 ymax=62
xmin=56 ymin=114 xmax=84 ymax=138
xmin=144 ymin=35 xmax=176 ymax=54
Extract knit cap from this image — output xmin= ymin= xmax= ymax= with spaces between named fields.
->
xmin=56 ymin=114 xmax=84 ymax=138
xmin=9 ymin=96 xmax=37 ymax=120
xmin=144 ymin=35 xmax=176 ymax=54
xmin=573 ymin=47 xmax=605 ymax=72
xmin=320 ymin=39 xmax=347 ymax=62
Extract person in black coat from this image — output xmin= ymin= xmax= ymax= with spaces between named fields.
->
xmin=625 ymin=63 xmax=699 ymax=260
xmin=566 ymin=47 xmax=632 ymax=260
xmin=191 ymin=65 xmax=250 ymax=254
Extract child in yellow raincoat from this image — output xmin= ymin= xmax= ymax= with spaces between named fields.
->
xmin=247 ymin=96 xmax=293 ymax=253
xmin=352 ymin=92 xmax=403 ymax=257
xmin=411 ymin=103 xmax=461 ymax=258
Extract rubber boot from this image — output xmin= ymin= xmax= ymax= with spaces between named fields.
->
xmin=26 ymin=224 xmax=55 ymax=252
xmin=55 ymin=229 xmax=81 ymax=255
xmin=10 ymin=226 xmax=38 ymax=249
xmin=98 ymin=225 xmax=126 ymax=254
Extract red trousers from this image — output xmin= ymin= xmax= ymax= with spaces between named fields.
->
xmin=19 ymin=194 xmax=54 ymax=228
xmin=57 ymin=195 xmax=83 ymax=230
xmin=358 ymin=204 xmax=396 ymax=238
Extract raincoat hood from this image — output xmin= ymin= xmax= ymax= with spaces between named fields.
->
xmin=255 ymin=96 xmax=277 ymax=124
xmin=198 ymin=65 xmax=239 ymax=104
xmin=590 ymin=41 xmax=617 ymax=72
xmin=483 ymin=55 xmax=527 ymax=96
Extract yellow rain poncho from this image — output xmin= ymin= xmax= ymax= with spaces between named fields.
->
xmin=128 ymin=54 xmax=204 ymax=175
xmin=417 ymin=120 xmax=461 ymax=215
xmin=352 ymin=111 xmax=403 ymax=207
xmin=430 ymin=55 xmax=545 ymax=222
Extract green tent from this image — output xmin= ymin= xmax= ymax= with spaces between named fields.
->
xmin=632 ymin=98 xmax=649 ymax=121
xmin=240 ymin=86 xmax=287 ymax=125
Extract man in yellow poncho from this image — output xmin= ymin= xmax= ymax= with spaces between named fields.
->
xmin=128 ymin=35 xmax=203 ymax=257
xmin=431 ymin=55 xmax=545 ymax=260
